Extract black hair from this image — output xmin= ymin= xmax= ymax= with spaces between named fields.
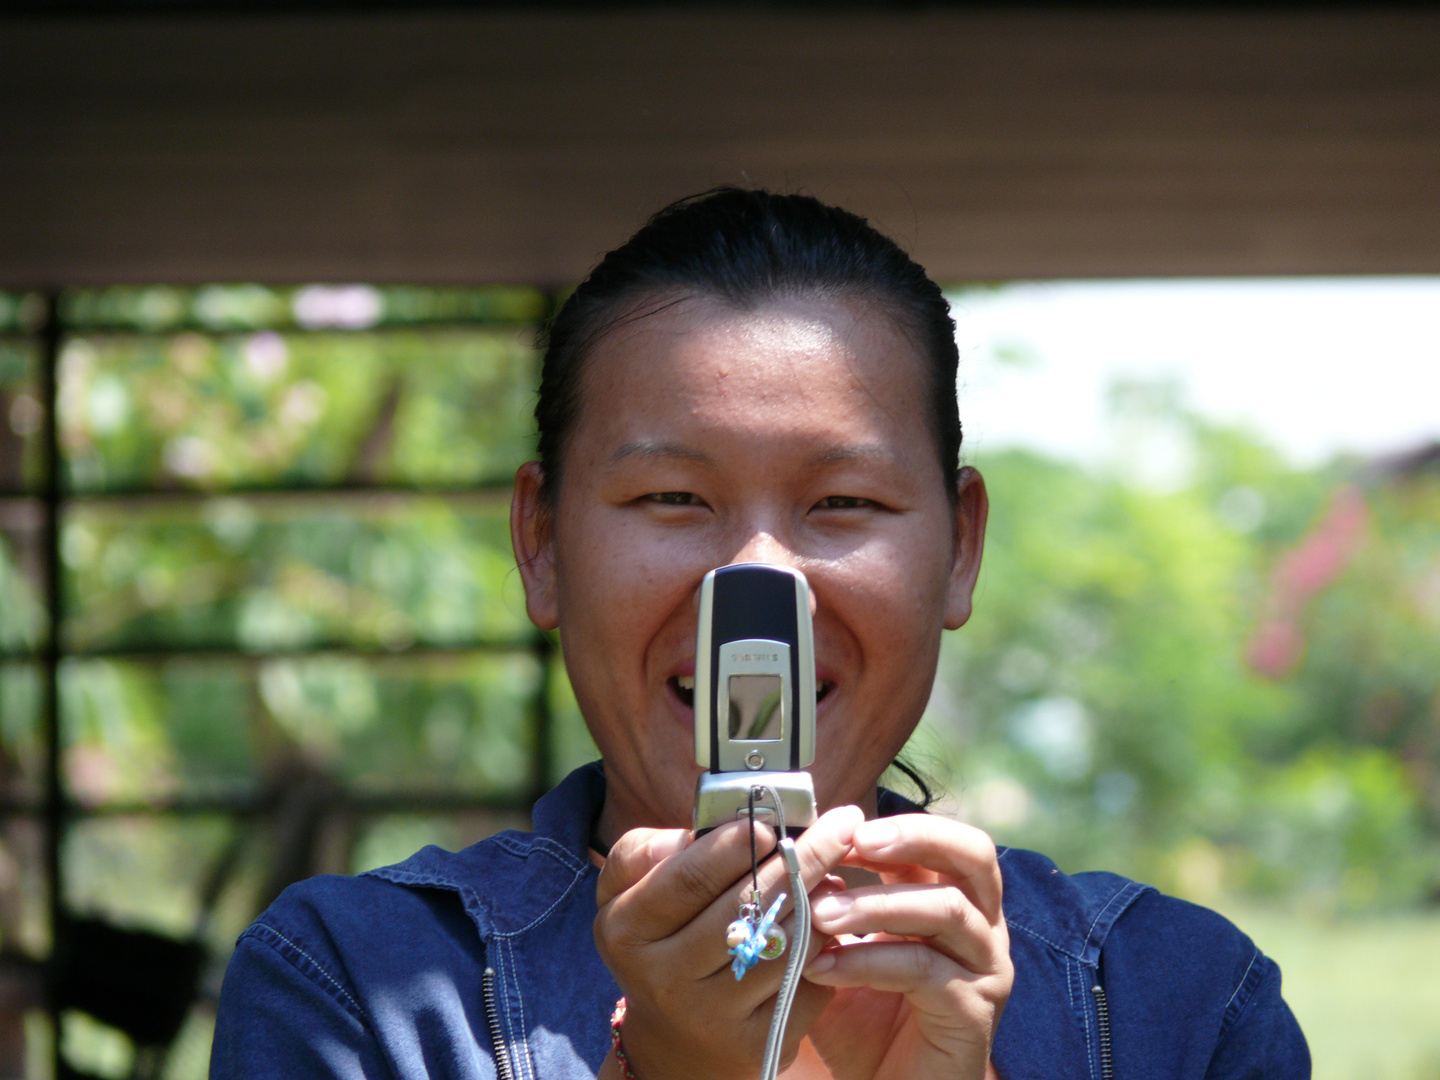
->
xmin=535 ymin=187 xmax=962 ymax=501
xmin=887 ymin=757 xmax=939 ymax=811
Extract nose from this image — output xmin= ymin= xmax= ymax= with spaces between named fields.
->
xmin=726 ymin=532 xmax=819 ymax=616
xmin=727 ymin=530 xmax=799 ymax=570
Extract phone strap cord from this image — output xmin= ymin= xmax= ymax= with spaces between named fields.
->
xmin=758 ymin=786 xmax=809 ymax=1080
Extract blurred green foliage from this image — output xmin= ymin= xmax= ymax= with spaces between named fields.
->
xmin=0 ymin=283 xmax=1437 ymax=1076
xmin=57 ymin=328 xmax=539 ymax=491
xmin=913 ymin=413 xmax=1440 ymax=914
xmin=57 ymin=653 xmax=541 ymax=807
xmin=60 ymin=500 xmax=528 ymax=653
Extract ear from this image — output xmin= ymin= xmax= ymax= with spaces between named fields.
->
xmin=943 ymin=466 xmax=989 ymax=631
xmin=510 ymin=461 xmax=560 ymax=631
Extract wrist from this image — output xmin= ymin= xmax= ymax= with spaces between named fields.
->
xmin=610 ymin=998 xmax=640 ymax=1080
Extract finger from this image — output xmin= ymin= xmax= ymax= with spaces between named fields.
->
xmin=595 ymin=828 xmax=693 ymax=908
xmin=810 ymin=883 xmax=1004 ymax=972
xmin=849 ymin=815 xmax=1003 ymax=921
xmin=767 ymin=804 xmax=866 ymax=898
xmin=804 ymin=940 xmax=1007 ymax=1067
xmin=804 ymin=937 xmax=1008 ymax=997
xmin=692 ymin=804 xmax=864 ymax=964
xmin=600 ymin=819 xmax=774 ymax=941
xmin=838 ymin=851 xmax=935 ymax=886
xmin=685 ymin=811 xmax=859 ymax=992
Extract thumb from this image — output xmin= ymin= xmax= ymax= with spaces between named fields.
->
xmin=595 ymin=828 xmax=692 ymax=908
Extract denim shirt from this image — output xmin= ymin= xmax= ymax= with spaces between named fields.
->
xmin=211 ymin=763 xmax=1309 ymax=1079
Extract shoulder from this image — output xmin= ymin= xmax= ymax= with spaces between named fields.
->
xmin=230 ymin=764 xmax=608 ymax=999
xmin=219 ymin=845 xmax=512 ymax=1057
xmin=998 ymin=846 xmax=1263 ymax=992
xmin=216 ymin=869 xmax=498 ymax=1079
xmin=996 ymin=848 xmax=1309 ymax=1076
xmin=236 ymin=865 xmax=481 ymax=1008
xmin=998 ymin=846 xmax=1260 ymax=957
xmin=1105 ymin=888 xmax=1261 ymax=984
xmin=233 ymin=810 xmax=598 ymax=993
xmin=248 ymin=865 xmax=466 ymax=949
xmin=997 ymin=846 xmax=1155 ymax=964
xmin=1104 ymin=892 xmax=1309 ymax=1074
xmin=1102 ymin=889 xmax=1286 ymax=1036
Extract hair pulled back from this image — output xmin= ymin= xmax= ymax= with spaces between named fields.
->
xmin=535 ymin=187 xmax=962 ymax=500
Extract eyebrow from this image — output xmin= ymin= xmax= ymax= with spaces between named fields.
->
xmin=609 ymin=441 xmax=900 ymax=467
xmin=610 ymin=440 xmax=711 ymax=465
xmin=811 ymin=445 xmax=900 ymax=466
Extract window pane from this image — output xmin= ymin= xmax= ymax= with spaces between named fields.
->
xmin=0 ymin=513 xmax=46 ymax=656
xmin=0 ymin=663 xmax=43 ymax=803
xmin=0 ymin=815 xmax=48 ymax=956
xmin=58 ymin=328 xmax=539 ymax=493
xmin=61 ymin=653 xmax=541 ymax=805
xmin=61 ymin=496 xmax=528 ymax=654
xmin=0 ymin=338 xmax=44 ymax=494
xmin=63 ymin=815 xmax=234 ymax=940
xmin=254 ymin=652 xmax=541 ymax=798
xmin=0 ymin=294 xmax=45 ymax=337
xmin=0 ymin=816 xmax=49 ymax=1080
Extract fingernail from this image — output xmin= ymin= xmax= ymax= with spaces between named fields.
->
xmin=810 ymin=893 xmax=853 ymax=922
xmin=855 ymin=820 xmax=897 ymax=851
xmin=805 ymin=950 xmax=837 ymax=976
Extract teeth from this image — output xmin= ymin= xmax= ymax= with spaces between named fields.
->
xmin=673 ymin=675 xmax=826 ymax=697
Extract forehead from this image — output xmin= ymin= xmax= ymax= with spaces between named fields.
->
xmin=574 ymin=293 xmax=932 ymax=446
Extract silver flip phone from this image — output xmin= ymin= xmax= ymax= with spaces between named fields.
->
xmin=692 ymin=563 xmax=818 ymax=837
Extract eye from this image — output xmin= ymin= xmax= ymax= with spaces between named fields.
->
xmin=813 ymin=495 xmax=875 ymax=511
xmin=646 ymin=491 xmax=703 ymax=507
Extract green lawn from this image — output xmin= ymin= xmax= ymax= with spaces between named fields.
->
xmin=1220 ymin=906 xmax=1440 ymax=1080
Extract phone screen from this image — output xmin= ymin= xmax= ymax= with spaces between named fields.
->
xmin=728 ymin=674 xmax=784 ymax=741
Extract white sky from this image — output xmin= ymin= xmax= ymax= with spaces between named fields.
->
xmin=947 ymin=277 xmax=1440 ymax=470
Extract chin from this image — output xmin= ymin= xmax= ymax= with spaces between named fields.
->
xmin=649 ymin=761 xmax=705 ymax=830
xmin=811 ymin=750 xmax=888 ymax=812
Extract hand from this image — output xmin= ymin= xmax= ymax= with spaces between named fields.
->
xmin=594 ymin=806 xmax=865 ymax=1080
xmin=801 ymin=815 xmax=1012 ymax=1080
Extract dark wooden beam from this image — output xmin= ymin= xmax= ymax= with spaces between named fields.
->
xmin=2 ymin=9 xmax=1437 ymax=284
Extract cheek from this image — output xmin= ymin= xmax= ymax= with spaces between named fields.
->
xmin=832 ymin=529 xmax=954 ymax=636
xmin=552 ymin=507 xmax=705 ymax=657
xmin=556 ymin=538 xmax=653 ymax=646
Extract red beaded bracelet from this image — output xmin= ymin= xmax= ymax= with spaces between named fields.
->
xmin=610 ymin=997 xmax=639 ymax=1080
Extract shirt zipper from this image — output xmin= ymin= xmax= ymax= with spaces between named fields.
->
xmin=1090 ymin=983 xmax=1114 ymax=1080
xmin=483 ymin=966 xmax=517 ymax=1080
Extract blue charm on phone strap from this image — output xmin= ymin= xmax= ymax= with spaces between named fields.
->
xmin=726 ymin=786 xmax=790 ymax=980
xmin=727 ymin=893 xmax=787 ymax=980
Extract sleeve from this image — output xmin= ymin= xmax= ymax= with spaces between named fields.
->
xmin=209 ymin=922 xmax=394 ymax=1080
xmin=1203 ymin=950 xmax=1311 ymax=1080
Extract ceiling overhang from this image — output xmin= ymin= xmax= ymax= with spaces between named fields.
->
xmin=3 ymin=8 xmax=1438 ymax=285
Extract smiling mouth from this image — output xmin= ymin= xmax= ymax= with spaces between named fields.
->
xmin=670 ymin=675 xmax=833 ymax=709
